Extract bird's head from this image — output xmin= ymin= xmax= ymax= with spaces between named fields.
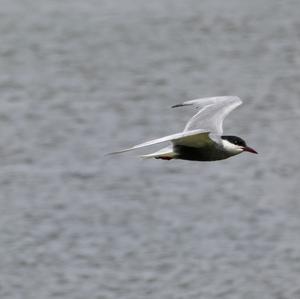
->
xmin=221 ymin=135 xmax=257 ymax=155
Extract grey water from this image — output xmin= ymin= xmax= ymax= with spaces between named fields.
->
xmin=1 ymin=0 xmax=300 ymax=298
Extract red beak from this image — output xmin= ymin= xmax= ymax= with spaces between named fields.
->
xmin=242 ymin=146 xmax=258 ymax=154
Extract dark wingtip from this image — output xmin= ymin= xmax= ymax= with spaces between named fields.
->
xmin=105 ymin=152 xmax=114 ymax=156
xmin=105 ymin=150 xmax=123 ymax=155
xmin=171 ymin=103 xmax=193 ymax=108
xmin=171 ymin=103 xmax=184 ymax=108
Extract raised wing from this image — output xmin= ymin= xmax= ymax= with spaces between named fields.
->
xmin=172 ymin=96 xmax=242 ymax=135
xmin=108 ymin=129 xmax=211 ymax=155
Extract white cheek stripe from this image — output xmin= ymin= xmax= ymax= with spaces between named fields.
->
xmin=221 ymin=139 xmax=244 ymax=154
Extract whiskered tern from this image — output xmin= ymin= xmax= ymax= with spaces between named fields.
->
xmin=110 ymin=96 xmax=257 ymax=161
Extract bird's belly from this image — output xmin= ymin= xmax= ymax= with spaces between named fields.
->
xmin=174 ymin=145 xmax=231 ymax=161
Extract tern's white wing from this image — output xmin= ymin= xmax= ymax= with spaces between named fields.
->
xmin=109 ymin=129 xmax=211 ymax=154
xmin=173 ymin=96 xmax=242 ymax=135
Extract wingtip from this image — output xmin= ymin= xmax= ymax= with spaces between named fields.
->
xmin=105 ymin=151 xmax=116 ymax=156
xmin=106 ymin=149 xmax=127 ymax=155
xmin=171 ymin=103 xmax=193 ymax=108
xmin=171 ymin=104 xmax=183 ymax=108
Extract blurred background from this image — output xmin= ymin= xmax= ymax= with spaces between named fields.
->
xmin=1 ymin=0 xmax=300 ymax=298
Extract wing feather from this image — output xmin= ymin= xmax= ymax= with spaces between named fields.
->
xmin=173 ymin=96 xmax=242 ymax=135
xmin=108 ymin=129 xmax=211 ymax=155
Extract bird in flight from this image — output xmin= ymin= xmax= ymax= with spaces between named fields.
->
xmin=109 ymin=96 xmax=257 ymax=161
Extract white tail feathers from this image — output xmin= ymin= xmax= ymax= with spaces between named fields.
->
xmin=140 ymin=146 xmax=176 ymax=159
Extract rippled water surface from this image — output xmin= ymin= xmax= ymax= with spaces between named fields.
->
xmin=1 ymin=0 xmax=300 ymax=298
